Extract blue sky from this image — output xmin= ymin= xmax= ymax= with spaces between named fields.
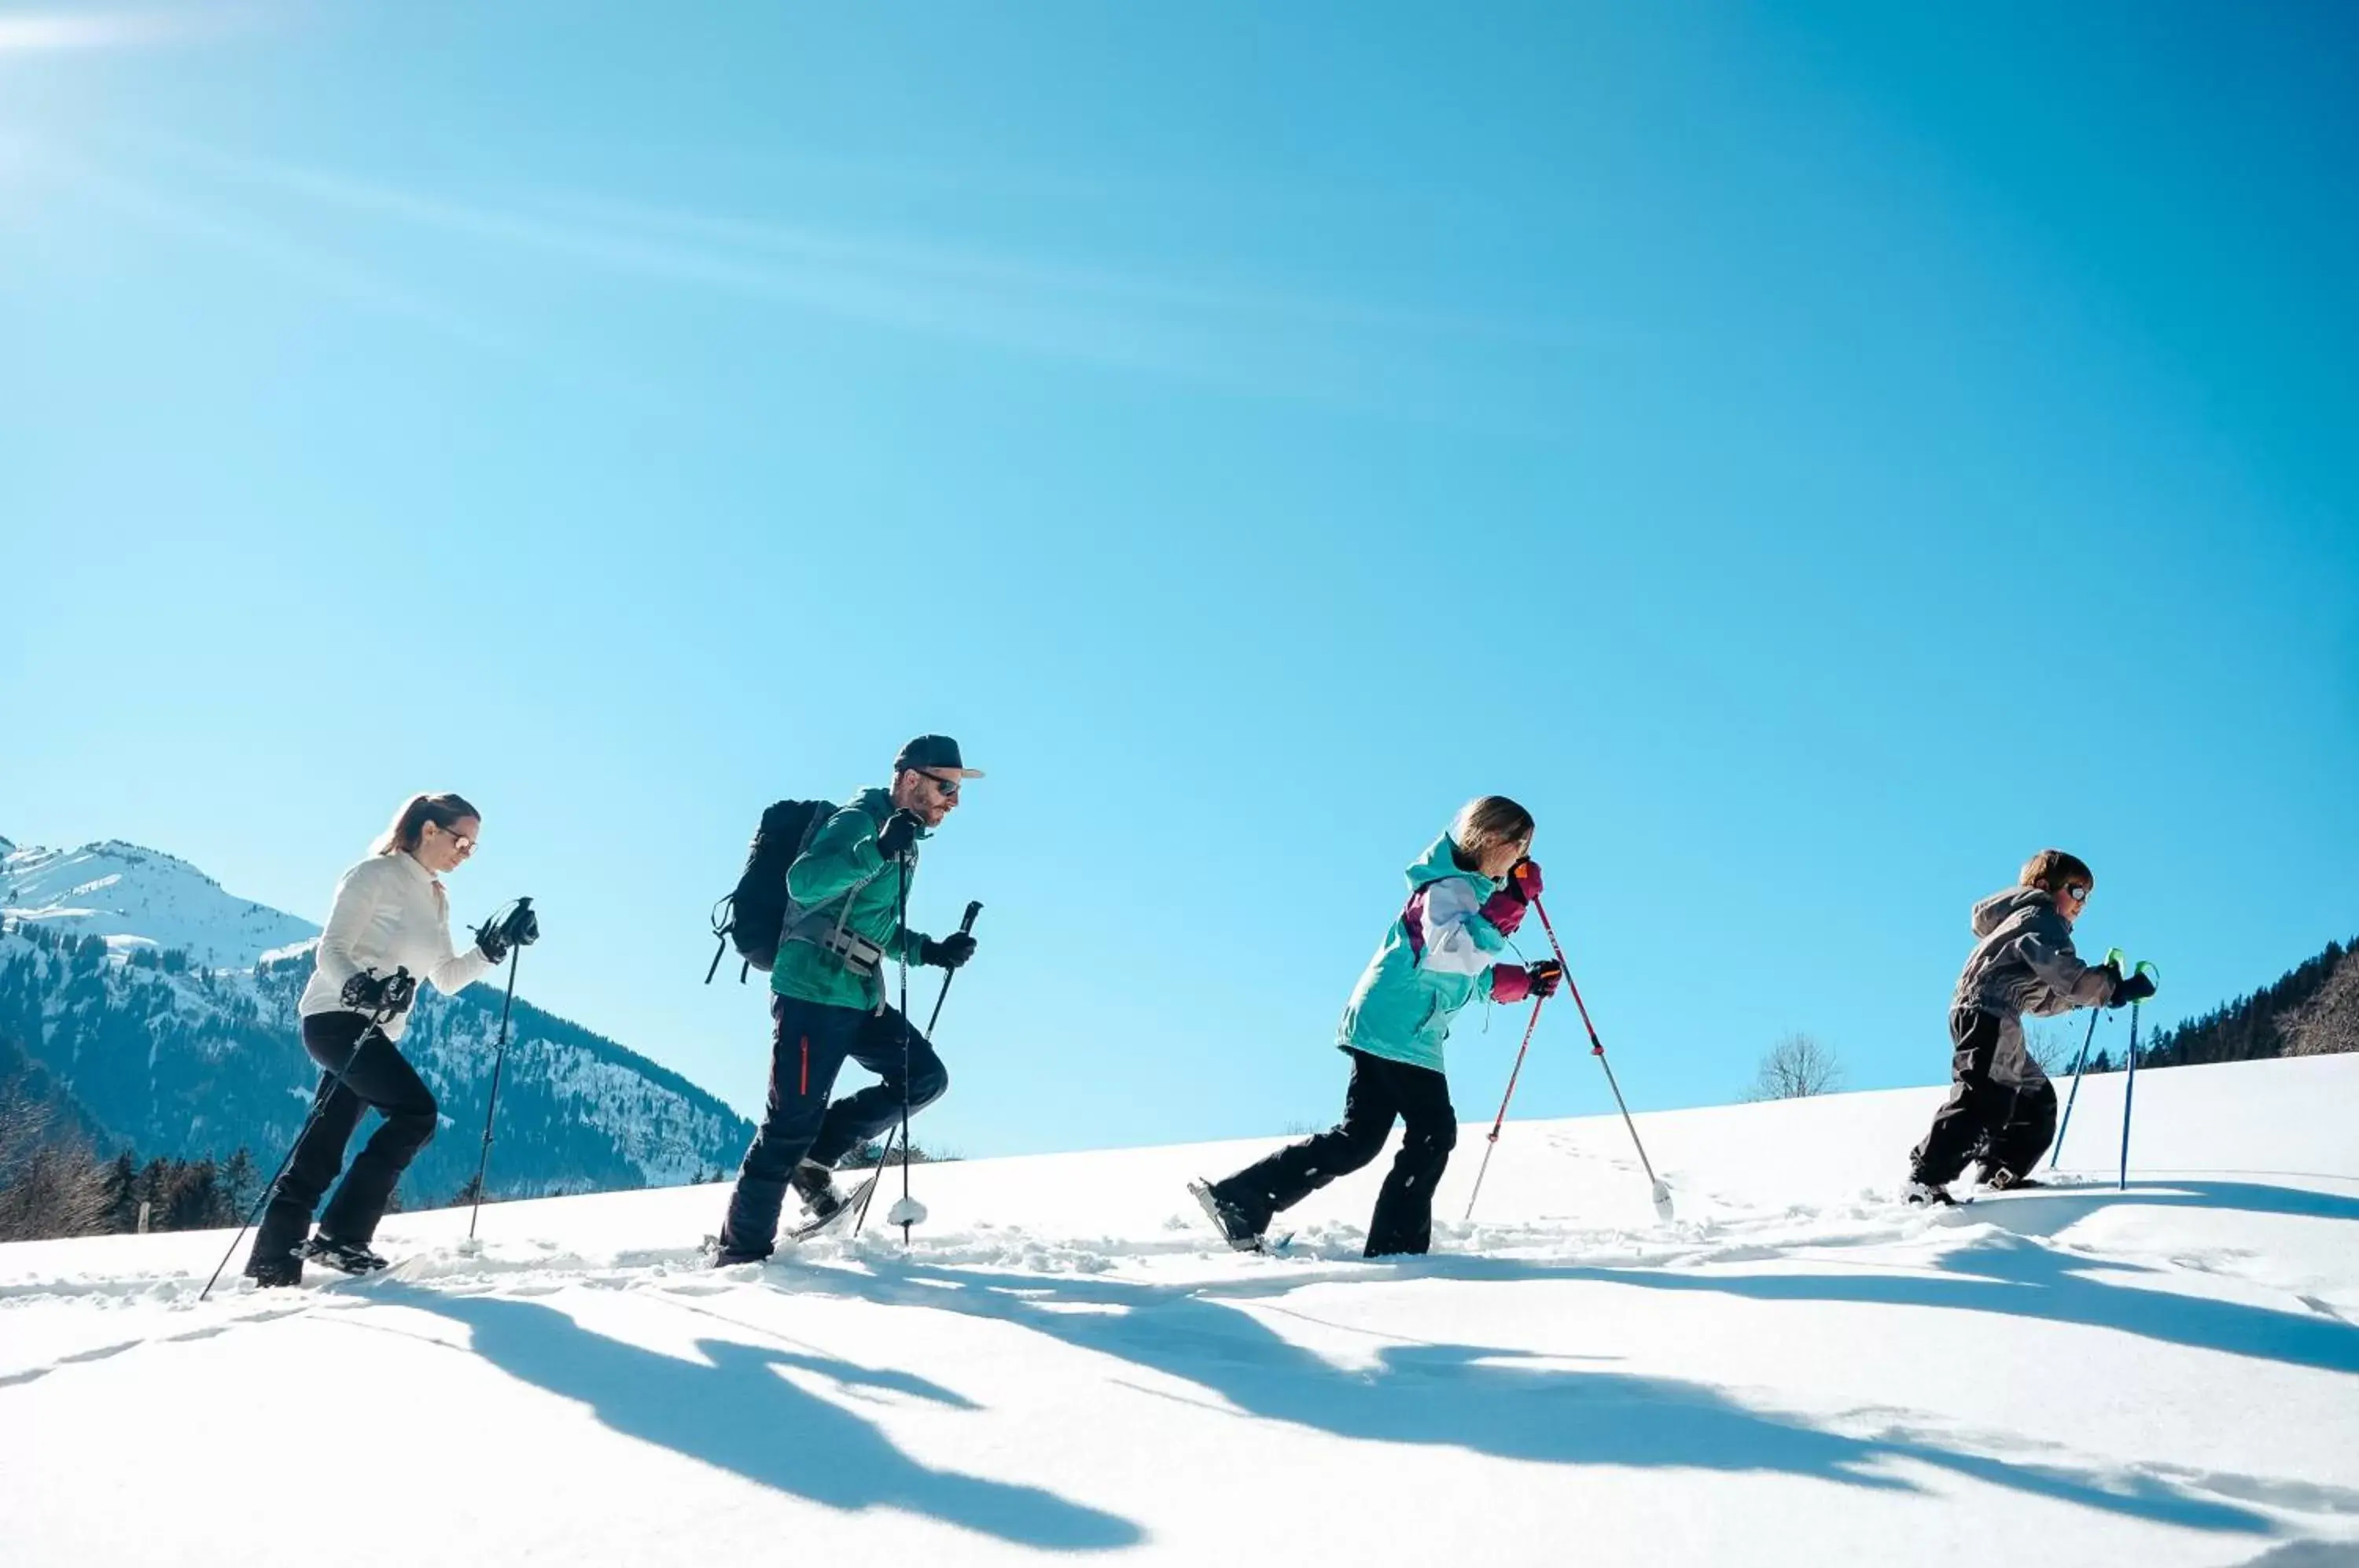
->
xmin=3 ymin=3 xmax=2353 ymax=1160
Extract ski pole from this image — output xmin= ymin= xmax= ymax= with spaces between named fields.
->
xmin=2118 ymin=960 xmax=2158 ymax=1192
xmin=468 ymin=922 xmax=528 ymax=1241
xmin=2048 ymin=1007 xmax=2104 ymax=1169
xmin=200 ymin=974 xmax=410 ymax=1302
xmin=857 ymin=899 xmax=981 ymax=1239
xmin=1529 ymin=896 xmax=1675 ymax=1220
xmin=1464 ymin=997 xmax=1546 ymax=1222
xmin=890 ymin=860 xmax=919 ymax=1243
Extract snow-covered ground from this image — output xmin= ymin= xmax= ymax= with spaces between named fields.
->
xmin=5 ymin=1053 xmax=2356 ymax=1567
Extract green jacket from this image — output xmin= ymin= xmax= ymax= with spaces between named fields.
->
xmin=771 ymin=788 xmax=934 ymax=1010
xmin=1335 ymin=835 xmax=1512 ymax=1073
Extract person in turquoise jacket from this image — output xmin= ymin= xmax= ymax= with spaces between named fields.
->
xmin=1192 ymin=796 xmax=1562 ymax=1257
xmin=715 ymin=734 xmax=982 ymax=1264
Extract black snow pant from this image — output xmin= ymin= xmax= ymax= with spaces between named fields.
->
xmin=1910 ymin=1007 xmax=2060 ymax=1186
xmin=717 ymin=993 xmax=950 ymax=1259
xmin=1211 ymin=1048 xmax=1457 ymax=1257
xmin=248 ymin=1011 xmax=440 ymax=1269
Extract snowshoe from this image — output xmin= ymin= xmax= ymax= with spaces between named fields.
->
xmin=1187 ymin=1178 xmax=1268 ymax=1253
xmin=1981 ymin=1166 xmax=2044 ymax=1192
xmin=790 ymin=1158 xmax=845 ymax=1224
xmin=1902 ymin=1179 xmax=1957 ymax=1208
xmin=302 ymin=1234 xmax=389 ymax=1275
xmin=789 ymin=1172 xmax=880 ymax=1242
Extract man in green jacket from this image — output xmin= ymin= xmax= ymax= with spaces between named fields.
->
xmin=715 ymin=735 xmax=982 ymax=1263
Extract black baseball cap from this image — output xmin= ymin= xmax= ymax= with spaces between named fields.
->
xmin=894 ymin=734 xmax=984 ymax=778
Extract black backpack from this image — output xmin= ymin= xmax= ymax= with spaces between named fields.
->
xmin=706 ymin=800 xmax=830 ymax=984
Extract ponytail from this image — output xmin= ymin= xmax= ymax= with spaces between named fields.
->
xmin=374 ymin=792 xmax=480 ymax=856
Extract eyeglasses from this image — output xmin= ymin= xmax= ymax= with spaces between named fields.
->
xmin=2063 ymin=884 xmax=2089 ymax=903
xmin=916 ymin=770 xmax=962 ymax=799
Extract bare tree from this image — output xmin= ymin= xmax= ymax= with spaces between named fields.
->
xmin=1745 ymin=1032 xmax=1844 ymax=1101
xmin=0 ymin=1084 xmax=111 ymax=1242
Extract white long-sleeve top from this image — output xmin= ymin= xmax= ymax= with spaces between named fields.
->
xmin=297 ymin=852 xmax=497 ymax=1040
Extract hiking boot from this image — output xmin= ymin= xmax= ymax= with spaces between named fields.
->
xmin=789 ymin=1159 xmax=844 ymax=1223
xmin=303 ymin=1234 xmax=389 ymax=1275
xmin=245 ymin=1249 xmax=303 ymax=1289
xmin=1903 ymin=1178 xmax=1956 ymax=1207
xmin=1187 ymin=1179 xmax=1266 ymax=1251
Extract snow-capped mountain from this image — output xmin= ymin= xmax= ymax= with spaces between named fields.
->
xmin=0 ymin=834 xmax=753 ymax=1200
xmin=1 ymin=839 xmax=319 ymax=969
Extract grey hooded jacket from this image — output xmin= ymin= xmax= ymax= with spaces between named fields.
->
xmin=1950 ymin=884 xmax=2120 ymax=1086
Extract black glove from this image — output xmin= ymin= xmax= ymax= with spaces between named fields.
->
xmin=474 ymin=899 xmax=539 ymax=963
xmin=340 ymin=966 xmax=417 ymax=1017
xmin=877 ymin=809 xmax=922 ymax=862
xmin=919 ymin=932 xmax=977 ymax=970
xmin=2113 ymin=970 xmax=2156 ymax=1007
xmin=1529 ymin=958 xmax=1564 ymax=999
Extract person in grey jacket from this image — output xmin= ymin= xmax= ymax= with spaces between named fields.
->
xmin=1904 ymin=849 xmax=2155 ymax=1203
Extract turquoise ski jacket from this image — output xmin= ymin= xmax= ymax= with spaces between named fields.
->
xmin=1335 ymin=834 xmax=1514 ymax=1073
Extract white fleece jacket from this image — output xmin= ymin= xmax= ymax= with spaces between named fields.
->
xmin=297 ymin=852 xmax=496 ymax=1040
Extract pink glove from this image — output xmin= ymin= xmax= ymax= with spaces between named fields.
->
xmin=1492 ymin=960 xmax=1562 ymax=1004
xmin=1511 ymin=859 xmax=1544 ymax=902
xmin=1478 ymin=887 xmax=1527 ymax=936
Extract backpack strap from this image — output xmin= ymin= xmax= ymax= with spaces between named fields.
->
xmin=704 ymin=893 xmax=734 ymax=986
xmin=778 ymin=804 xmax=892 ymax=965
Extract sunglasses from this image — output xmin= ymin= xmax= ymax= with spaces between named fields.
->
xmin=916 ymin=770 xmax=962 ymax=799
xmin=429 ymin=823 xmax=476 ymax=853
xmin=2063 ymin=883 xmax=2090 ymax=903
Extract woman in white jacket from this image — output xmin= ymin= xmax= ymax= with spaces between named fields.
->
xmin=245 ymin=793 xmax=529 ymax=1286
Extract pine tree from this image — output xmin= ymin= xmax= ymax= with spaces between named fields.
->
xmin=221 ymin=1147 xmax=257 ymax=1218
xmin=102 ymin=1151 xmax=139 ymax=1232
xmin=135 ymin=1158 xmax=171 ymax=1231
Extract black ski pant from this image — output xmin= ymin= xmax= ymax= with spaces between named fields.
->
xmin=248 ymin=1011 xmax=439 ymax=1268
xmin=1212 ymin=1048 xmax=1457 ymax=1257
xmin=1910 ymin=1007 xmax=2059 ymax=1186
xmin=718 ymin=993 xmax=949 ymax=1257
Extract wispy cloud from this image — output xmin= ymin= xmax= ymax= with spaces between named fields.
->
xmin=138 ymin=139 xmax=1324 ymax=387
xmin=59 ymin=130 xmax=1594 ymax=436
xmin=523 ymin=191 xmax=1601 ymax=353
xmin=42 ymin=142 xmax=501 ymax=348
xmin=0 ymin=6 xmax=243 ymax=54
xmin=128 ymin=136 xmax=1602 ymax=426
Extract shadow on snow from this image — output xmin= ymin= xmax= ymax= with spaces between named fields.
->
xmin=372 ymin=1283 xmax=1143 ymax=1553
xmin=366 ymin=1176 xmax=2359 ymax=1548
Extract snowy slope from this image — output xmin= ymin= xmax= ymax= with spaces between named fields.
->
xmin=1 ymin=838 xmax=320 ymax=968
xmin=4 ymin=1053 xmax=2356 ymax=1567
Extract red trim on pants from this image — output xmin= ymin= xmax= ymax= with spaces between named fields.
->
xmin=799 ymin=1037 xmax=809 ymax=1097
